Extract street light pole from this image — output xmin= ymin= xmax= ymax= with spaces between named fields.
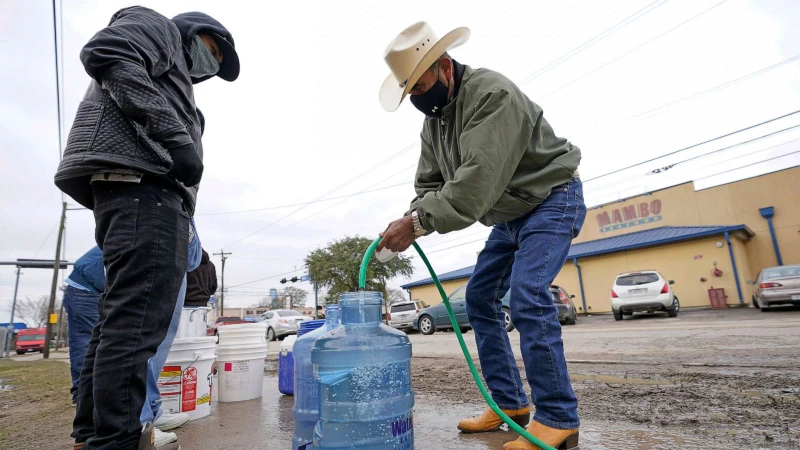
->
xmin=214 ymin=250 xmax=231 ymax=316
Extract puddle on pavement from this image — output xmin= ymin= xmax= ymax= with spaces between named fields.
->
xmin=571 ymin=373 xmax=672 ymax=386
xmin=738 ymin=390 xmax=800 ymax=403
xmin=175 ymin=375 xmax=710 ymax=449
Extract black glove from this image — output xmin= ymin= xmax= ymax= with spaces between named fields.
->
xmin=167 ymin=143 xmax=203 ymax=187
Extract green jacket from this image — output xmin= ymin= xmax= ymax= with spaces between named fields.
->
xmin=410 ymin=65 xmax=581 ymax=234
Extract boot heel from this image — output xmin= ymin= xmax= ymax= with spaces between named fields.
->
xmin=511 ymin=412 xmax=530 ymax=428
xmin=558 ymin=431 xmax=579 ymax=449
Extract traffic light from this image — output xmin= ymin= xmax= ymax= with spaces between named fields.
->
xmin=280 ymin=278 xmax=287 ymax=284
xmin=280 ymin=277 xmax=300 ymax=284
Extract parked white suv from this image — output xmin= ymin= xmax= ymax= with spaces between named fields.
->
xmin=388 ymin=300 xmax=428 ymax=331
xmin=611 ymin=271 xmax=679 ymax=321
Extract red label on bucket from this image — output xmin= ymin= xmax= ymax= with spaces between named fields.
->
xmin=182 ymin=366 xmax=198 ymax=412
xmin=224 ymin=362 xmax=232 ymax=372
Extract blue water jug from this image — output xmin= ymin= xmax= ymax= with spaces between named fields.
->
xmin=279 ymin=335 xmax=298 ymax=395
xmin=292 ymin=307 xmax=341 ymax=450
xmin=312 ymin=292 xmax=414 ymax=450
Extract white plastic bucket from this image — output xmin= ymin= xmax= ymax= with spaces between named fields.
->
xmin=216 ymin=323 xmax=268 ymax=346
xmin=176 ymin=307 xmax=211 ymax=339
xmin=216 ymin=343 xmax=268 ymax=402
xmin=158 ymin=337 xmax=217 ymax=420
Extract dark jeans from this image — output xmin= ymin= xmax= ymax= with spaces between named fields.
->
xmin=73 ymin=181 xmax=189 ymax=449
xmin=64 ymin=285 xmax=100 ymax=402
xmin=466 ymin=178 xmax=586 ymax=429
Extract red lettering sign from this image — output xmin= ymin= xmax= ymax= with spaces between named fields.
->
xmin=612 ymin=209 xmax=623 ymax=224
xmin=596 ymin=211 xmax=611 ymax=227
xmin=639 ymin=203 xmax=650 ymax=217
xmin=622 ymin=205 xmax=637 ymax=221
xmin=651 ymin=199 xmax=662 ymax=215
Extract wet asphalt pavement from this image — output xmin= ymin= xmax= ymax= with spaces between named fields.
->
xmin=174 ymin=308 xmax=800 ymax=449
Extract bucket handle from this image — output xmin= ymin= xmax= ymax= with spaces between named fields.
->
xmin=160 ymin=355 xmax=202 ymax=384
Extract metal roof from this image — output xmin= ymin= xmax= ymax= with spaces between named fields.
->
xmin=402 ymin=225 xmax=753 ymax=289
xmin=401 ymin=265 xmax=475 ymax=289
xmin=566 ymin=225 xmax=753 ymax=259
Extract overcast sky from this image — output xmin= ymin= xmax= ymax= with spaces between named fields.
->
xmin=1 ymin=0 xmax=799 ymax=321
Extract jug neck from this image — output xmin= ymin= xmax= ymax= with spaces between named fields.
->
xmin=339 ymin=291 xmax=383 ymax=326
xmin=324 ymin=304 xmax=341 ymax=329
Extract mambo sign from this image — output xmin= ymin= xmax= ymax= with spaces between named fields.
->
xmin=596 ymin=199 xmax=663 ymax=233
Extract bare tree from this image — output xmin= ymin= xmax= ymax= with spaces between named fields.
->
xmin=386 ymin=288 xmax=408 ymax=306
xmin=16 ymin=296 xmax=51 ymax=328
xmin=283 ymin=287 xmax=308 ymax=309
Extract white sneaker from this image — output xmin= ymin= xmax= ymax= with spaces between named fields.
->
xmin=153 ymin=428 xmax=178 ymax=447
xmin=152 ymin=412 xmax=190 ymax=431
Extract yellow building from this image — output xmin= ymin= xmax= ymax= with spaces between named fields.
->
xmin=404 ymin=168 xmax=799 ymax=313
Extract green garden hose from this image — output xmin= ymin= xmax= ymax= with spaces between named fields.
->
xmin=359 ymin=237 xmax=555 ymax=450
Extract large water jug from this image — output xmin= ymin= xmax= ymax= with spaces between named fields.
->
xmin=292 ymin=307 xmax=341 ymax=450
xmin=279 ymin=335 xmax=298 ymax=395
xmin=312 ymin=292 xmax=414 ymax=450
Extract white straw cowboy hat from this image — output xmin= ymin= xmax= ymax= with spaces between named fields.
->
xmin=380 ymin=22 xmax=470 ymax=112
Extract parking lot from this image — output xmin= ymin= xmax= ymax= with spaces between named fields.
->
xmin=4 ymin=307 xmax=799 ymax=449
xmin=263 ymin=307 xmax=800 ymax=449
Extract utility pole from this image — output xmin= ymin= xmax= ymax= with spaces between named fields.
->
xmin=214 ymin=250 xmax=231 ymax=315
xmin=314 ymin=283 xmax=319 ymax=320
xmin=3 ymin=267 xmax=22 ymax=359
xmin=43 ymin=202 xmax=67 ymax=359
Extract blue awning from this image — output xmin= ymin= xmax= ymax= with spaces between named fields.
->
xmin=402 ymin=225 xmax=753 ymax=289
xmin=401 ymin=265 xmax=475 ymax=289
xmin=567 ymin=225 xmax=753 ymax=259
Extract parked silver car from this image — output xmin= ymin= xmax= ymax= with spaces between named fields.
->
xmin=750 ymin=265 xmax=800 ymax=311
xmin=388 ymin=300 xmax=428 ymax=331
xmin=258 ymin=309 xmax=309 ymax=341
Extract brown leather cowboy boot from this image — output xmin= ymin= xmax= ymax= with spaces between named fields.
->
xmin=502 ymin=420 xmax=579 ymax=450
xmin=457 ymin=406 xmax=531 ymax=433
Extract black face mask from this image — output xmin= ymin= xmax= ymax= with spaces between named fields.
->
xmin=410 ymin=79 xmax=450 ymax=119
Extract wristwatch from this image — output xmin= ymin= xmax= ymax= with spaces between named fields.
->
xmin=411 ymin=210 xmax=427 ymax=237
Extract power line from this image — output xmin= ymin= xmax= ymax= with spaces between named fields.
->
xmin=694 ymin=150 xmax=800 ymax=182
xmin=587 ymin=122 xmax=800 ymax=193
xmin=219 ymin=1 xmax=672 ymax=250
xmin=583 ymin=109 xmax=800 ymax=183
xmin=197 ymin=182 xmax=410 ymax=216
xmin=245 ymin=164 xmax=416 ymax=247
xmin=675 ymin=138 xmax=800 ymax=180
xmin=517 ymin=0 xmax=671 ymax=86
xmin=541 ymin=0 xmax=729 ymax=100
xmin=33 ymin=223 xmax=58 ymax=258
xmin=421 ymin=151 xmax=800 ymax=258
xmin=636 ymin=54 xmax=800 ymax=118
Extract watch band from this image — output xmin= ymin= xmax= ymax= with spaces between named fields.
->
xmin=411 ymin=210 xmax=426 ymax=237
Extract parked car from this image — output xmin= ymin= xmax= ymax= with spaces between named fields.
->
xmin=750 ymin=264 xmax=800 ymax=311
xmin=207 ymin=316 xmax=246 ymax=337
xmin=610 ymin=271 xmax=679 ymax=321
xmin=388 ymin=300 xmax=429 ymax=331
xmin=414 ymin=286 xmax=514 ymax=335
xmin=14 ymin=327 xmax=46 ymax=355
xmin=259 ymin=309 xmax=310 ymax=341
xmin=551 ymin=285 xmax=579 ymax=325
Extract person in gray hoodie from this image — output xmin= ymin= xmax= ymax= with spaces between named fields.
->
xmin=56 ymin=7 xmax=240 ymax=450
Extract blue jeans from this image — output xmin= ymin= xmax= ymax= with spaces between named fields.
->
xmin=64 ymin=285 xmax=101 ymax=402
xmin=139 ymin=220 xmax=202 ymax=424
xmin=465 ymin=178 xmax=586 ymax=430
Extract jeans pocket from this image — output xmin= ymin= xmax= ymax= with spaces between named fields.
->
xmin=94 ymin=197 xmax=140 ymax=261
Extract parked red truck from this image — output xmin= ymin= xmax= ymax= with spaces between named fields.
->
xmin=15 ymin=327 xmax=47 ymax=355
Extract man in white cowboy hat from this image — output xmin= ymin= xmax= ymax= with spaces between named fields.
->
xmin=378 ymin=22 xmax=586 ymax=450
